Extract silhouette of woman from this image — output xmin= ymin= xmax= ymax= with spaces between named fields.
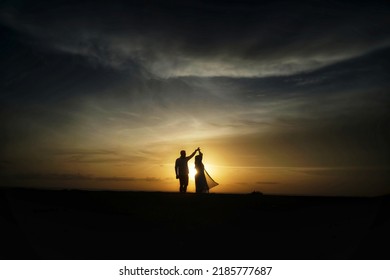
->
xmin=194 ymin=150 xmax=209 ymax=193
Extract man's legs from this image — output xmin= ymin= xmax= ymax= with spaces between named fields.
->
xmin=179 ymin=175 xmax=189 ymax=193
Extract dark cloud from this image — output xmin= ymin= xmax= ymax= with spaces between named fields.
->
xmin=96 ymin=176 xmax=160 ymax=182
xmin=2 ymin=0 xmax=389 ymax=77
xmin=2 ymin=172 xmax=93 ymax=181
xmin=0 ymin=172 xmax=161 ymax=182
xmin=291 ymin=167 xmax=390 ymax=177
xmin=47 ymin=148 xmax=150 ymax=164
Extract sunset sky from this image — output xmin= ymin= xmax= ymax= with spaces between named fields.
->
xmin=1 ymin=0 xmax=389 ymax=196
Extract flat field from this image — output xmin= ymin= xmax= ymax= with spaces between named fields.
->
xmin=1 ymin=187 xmax=389 ymax=259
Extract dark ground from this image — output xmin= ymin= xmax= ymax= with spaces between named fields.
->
xmin=1 ymin=187 xmax=389 ymax=260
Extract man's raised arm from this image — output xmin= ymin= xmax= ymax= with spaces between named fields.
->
xmin=186 ymin=147 xmax=200 ymax=160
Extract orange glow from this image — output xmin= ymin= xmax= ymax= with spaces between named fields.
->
xmin=2 ymin=128 xmax=387 ymax=197
xmin=189 ymin=166 xmax=197 ymax=181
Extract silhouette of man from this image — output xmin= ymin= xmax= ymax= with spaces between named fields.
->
xmin=175 ymin=147 xmax=200 ymax=193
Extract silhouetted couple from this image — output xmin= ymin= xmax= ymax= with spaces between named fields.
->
xmin=175 ymin=147 xmax=217 ymax=193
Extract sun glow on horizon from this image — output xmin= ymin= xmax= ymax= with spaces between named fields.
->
xmin=189 ymin=166 xmax=197 ymax=180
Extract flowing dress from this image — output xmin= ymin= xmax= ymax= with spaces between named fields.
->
xmin=194 ymin=153 xmax=219 ymax=193
xmin=195 ymin=160 xmax=209 ymax=193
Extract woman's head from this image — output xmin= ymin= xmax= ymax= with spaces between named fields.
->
xmin=195 ymin=154 xmax=203 ymax=162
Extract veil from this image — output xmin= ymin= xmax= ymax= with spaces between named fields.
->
xmin=204 ymin=169 xmax=219 ymax=190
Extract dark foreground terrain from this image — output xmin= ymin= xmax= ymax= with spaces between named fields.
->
xmin=1 ymin=187 xmax=389 ymax=260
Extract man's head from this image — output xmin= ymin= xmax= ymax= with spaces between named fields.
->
xmin=180 ymin=150 xmax=186 ymax=157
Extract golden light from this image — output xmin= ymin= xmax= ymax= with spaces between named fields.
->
xmin=189 ymin=166 xmax=197 ymax=180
